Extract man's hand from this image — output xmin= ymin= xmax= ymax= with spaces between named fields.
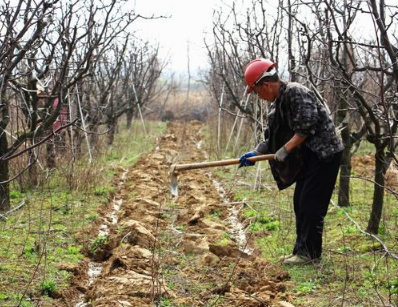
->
xmin=275 ymin=146 xmax=290 ymax=162
xmin=239 ymin=151 xmax=258 ymax=168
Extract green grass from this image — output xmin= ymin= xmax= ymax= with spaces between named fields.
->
xmin=40 ymin=280 xmax=57 ymax=296
xmin=159 ymin=297 xmax=173 ymax=307
xmin=91 ymin=234 xmax=110 ymax=254
xmin=355 ymin=140 xmax=374 ymax=156
xmin=0 ymin=121 xmax=166 ymax=306
xmin=206 ymin=209 xmax=222 ymax=221
xmin=215 ymin=232 xmax=232 ymax=246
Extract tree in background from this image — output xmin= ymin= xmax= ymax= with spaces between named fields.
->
xmin=204 ymin=1 xmax=286 ymax=156
xmin=301 ymin=0 xmax=398 ymax=233
xmin=0 ymin=0 xmax=165 ymax=211
xmin=0 ymin=1 xmax=57 ymax=211
xmin=123 ymin=42 xmax=166 ymax=130
xmin=205 ymin=0 xmax=398 ymax=234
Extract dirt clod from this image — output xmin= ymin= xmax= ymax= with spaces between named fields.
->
xmin=59 ymin=122 xmax=292 ymax=307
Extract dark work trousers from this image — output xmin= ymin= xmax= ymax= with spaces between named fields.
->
xmin=292 ymin=146 xmax=342 ymax=259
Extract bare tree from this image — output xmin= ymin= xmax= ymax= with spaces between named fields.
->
xmin=365 ymin=0 xmax=398 ymax=233
xmin=204 ymin=0 xmax=288 ymax=154
xmin=0 ymin=0 xmax=140 ymax=211
xmin=205 ymin=0 xmax=398 ymax=234
xmin=315 ymin=0 xmax=398 ymax=233
xmin=124 ymin=42 xmax=165 ymax=129
xmin=89 ymin=39 xmax=130 ymax=146
xmin=0 ymin=0 xmax=58 ymax=210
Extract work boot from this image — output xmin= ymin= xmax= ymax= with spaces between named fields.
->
xmin=283 ymin=254 xmax=314 ymax=265
xmin=279 ymin=254 xmax=294 ymax=261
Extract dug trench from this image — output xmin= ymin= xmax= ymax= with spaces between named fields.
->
xmin=58 ymin=121 xmax=293 ymax=307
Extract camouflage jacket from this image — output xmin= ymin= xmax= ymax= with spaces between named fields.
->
xmin=256 ymin=81 xmax=344 ymax=161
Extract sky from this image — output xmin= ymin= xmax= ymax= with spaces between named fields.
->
xmin=132 ymin=0 xmax=223 ymax=77
xmin=129 ymin=0 xmax=398 ymax=78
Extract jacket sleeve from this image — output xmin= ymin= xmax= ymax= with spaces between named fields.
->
xmin=255 ymin=126 xmax=270 ymax=154
xmin=255 ymin=139 xmax=270 ymax=154
xmin=289 ymin=88 xmax=319 ymax=137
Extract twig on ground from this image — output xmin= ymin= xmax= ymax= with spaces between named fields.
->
xmin=120 ymin=231 xmax=131 ymax=244
xmin=330 ymin=200 xmax=398 ymax=261
xmin=6 ymin=200 xmax=26 ymax=214
xmin=1 ymin=200 xmax=27 ymax=221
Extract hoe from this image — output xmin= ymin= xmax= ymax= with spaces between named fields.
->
xmin=169 ymin=154 xmax=275 ymax=196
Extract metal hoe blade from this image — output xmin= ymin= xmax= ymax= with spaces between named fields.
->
xmin=168 ymin=154 xmax=275 ymax=197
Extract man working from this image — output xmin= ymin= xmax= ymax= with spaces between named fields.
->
xmin=239 ymin=58 xmax=344 ymax=265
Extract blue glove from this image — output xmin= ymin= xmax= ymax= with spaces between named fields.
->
xmin=239 ymin=151 xmax=258 ymax=168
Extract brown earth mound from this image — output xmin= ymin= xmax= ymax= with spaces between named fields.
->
xmin=352 ymin=155 xmax=398 ymax=191
xmin=58 ymin=121 xmax=292 ymax=307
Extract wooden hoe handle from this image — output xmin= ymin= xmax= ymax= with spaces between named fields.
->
xmin=171 ymin=154 xmax=275 ymax=172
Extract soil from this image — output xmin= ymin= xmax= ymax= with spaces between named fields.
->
xmin=352 ymin=155 xmax=398 ymax=192
xmin=57 ymin=121 xmax=292 ymax=307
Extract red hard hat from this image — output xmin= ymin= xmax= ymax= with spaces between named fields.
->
xmin=244 ymin=58 xmax=277 ymax=93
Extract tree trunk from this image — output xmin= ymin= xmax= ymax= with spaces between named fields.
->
xmin=126 ymin=107 xmax=133 ymax=129
xmin=89 ymin=124 xmax=99 ymax=150
xmin=28 ymin=149 xmax=38 ymax=187
xmin=107 ymin=118 xmax=116 ymax=146
xmin=287 ymin=0 xmax=297 ymax=82
xmin=0 ymin=132 xmax=10 ymax=211
xmin=336 ymin=16 xmax=352 ymax=207
xmin=338 ymin=123 xmax=352 ymax=207
xmin=366 ymin=151 xmax=387 ymax=234
xmin=74 ymin=129 xmax=83 ymax=158
xmin=46 ymin=139 xmax=56 ymax=169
